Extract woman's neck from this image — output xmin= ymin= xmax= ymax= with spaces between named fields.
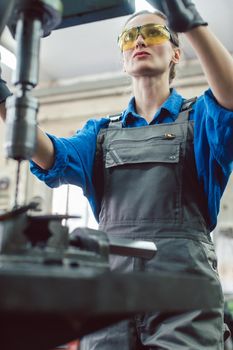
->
xmin=132 ymin=76 xmax=170 ymax=123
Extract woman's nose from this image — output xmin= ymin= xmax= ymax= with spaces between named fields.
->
xmin=135 ymin=34 xmax=146 ymax=48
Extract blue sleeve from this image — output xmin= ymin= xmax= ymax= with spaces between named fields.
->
xmin=193 ymin=89 xmax=233 ymax=229
xmin=194 ymin=89 xmax=233 ymax=174
xmin=30 ymin=117 xmax=109 ymax=198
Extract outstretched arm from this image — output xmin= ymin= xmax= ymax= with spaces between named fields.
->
xmin=150 ymin=0 xmax=233 ymax=109
xmin=185 ymin=26 xmax=233 ymax=110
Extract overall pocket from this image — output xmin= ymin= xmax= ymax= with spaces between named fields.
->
xmin=102 ymin=140 xmax=182 ymax=223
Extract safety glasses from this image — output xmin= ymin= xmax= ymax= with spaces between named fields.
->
xmin=118 ymin=23 xmax=177 ymax=52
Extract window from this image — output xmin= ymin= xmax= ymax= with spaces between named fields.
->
xmin=52 ymin=185 xmax=98 ymax=233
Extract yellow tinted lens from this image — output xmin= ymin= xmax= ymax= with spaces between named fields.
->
xmin=118 ymin=24 xmax=171 ymax=51
xmin=119 ymin=27 xmax=137 ymax=51
xmin=142 ymin=24 xmax=170 ymax=46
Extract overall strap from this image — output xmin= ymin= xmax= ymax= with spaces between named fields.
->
xmin=107 ymin=97 xmax=197 ymax=128
xmin=93 ymin=113 xmax=122 ymax=209
xmin=107 ymin=113 xmax=122 ymax=129
xmin=176 ymin=97 xmax=197 ymax=123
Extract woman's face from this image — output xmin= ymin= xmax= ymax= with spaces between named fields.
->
xmin=122 ymin=13 xmax=180 ymax=79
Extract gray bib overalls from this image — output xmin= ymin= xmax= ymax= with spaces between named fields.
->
xmin=80 ymin=100 xmax=225 ymax=349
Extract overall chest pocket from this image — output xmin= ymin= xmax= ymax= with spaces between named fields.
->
xmin=102 ymin=139 xmax=182 ymax=223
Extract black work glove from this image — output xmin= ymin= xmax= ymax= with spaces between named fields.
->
xmin=148 ymin=0 xmax=208 ymax=32
xmin=0 ymin=52 xmax=12 ymax=104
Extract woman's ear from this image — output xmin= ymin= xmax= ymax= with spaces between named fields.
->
xmin=172 ymin=47 xmax=181 ymax=64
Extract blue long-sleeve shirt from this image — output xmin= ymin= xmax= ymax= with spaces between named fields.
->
xmin=30 ymin=88 xmax=233 ymax=230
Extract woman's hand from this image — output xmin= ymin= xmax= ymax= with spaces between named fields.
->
xmin=148 ymin=0 xmax=207 ymax=32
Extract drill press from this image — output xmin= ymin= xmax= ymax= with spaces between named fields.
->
xmin=4 ymin=0 xmax=63 ymax=207
xmin=2 ymin=0 xmax=137 ymax=208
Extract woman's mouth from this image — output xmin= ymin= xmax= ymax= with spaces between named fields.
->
xmin=133 ymin=51 xmax=150 ymax=58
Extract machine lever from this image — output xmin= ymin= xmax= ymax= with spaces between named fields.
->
xmin=109 ymin=237 xmax=157 ymax=260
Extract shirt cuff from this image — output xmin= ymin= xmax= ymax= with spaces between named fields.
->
xmin=30 ymin=133 xmax=69 ymax=187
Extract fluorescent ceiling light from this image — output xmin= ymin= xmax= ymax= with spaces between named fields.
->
xmin=135 ymin=0 xmax=154 ymax=12
xmin=0 ymin=45 xmax=16 ymax=70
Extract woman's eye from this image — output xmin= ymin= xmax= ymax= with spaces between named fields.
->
xmin=125 ymin=31 xmax=134 ymax=41
xmin=147 ymin=29 xmax=158 ymax=37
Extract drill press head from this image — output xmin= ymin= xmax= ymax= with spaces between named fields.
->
xmin=4 ymin=0 xmax=63 ymax=161
xmin=9 ymin=0 xmax=63 ymax=38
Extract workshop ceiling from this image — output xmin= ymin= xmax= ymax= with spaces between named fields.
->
xmin=1 ymin=0 xmax=233 ymax=86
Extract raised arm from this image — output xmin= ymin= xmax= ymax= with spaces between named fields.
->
xmin=150 ymin=0 xmax=233 ymax=109
xmin=185 ymin=26 xmax=233 ymax=110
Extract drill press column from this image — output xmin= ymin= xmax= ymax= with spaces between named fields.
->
xmin=4 ymin=0 xmax=63 ymax=161
xmin=5 ymin=13 xmax=41 ymax=160
xmin=3 ymin=0 xmax=62 ymax=206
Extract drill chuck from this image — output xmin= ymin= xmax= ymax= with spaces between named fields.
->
xmin=5 ymin=94 xmax=38 ymax=160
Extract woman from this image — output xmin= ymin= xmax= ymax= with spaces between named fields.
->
xmin=1 ymin=0 xmax=233 ymax=348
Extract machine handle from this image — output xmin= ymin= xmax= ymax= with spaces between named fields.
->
xmin=109 ymin=237 xmax=157 ymax=260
